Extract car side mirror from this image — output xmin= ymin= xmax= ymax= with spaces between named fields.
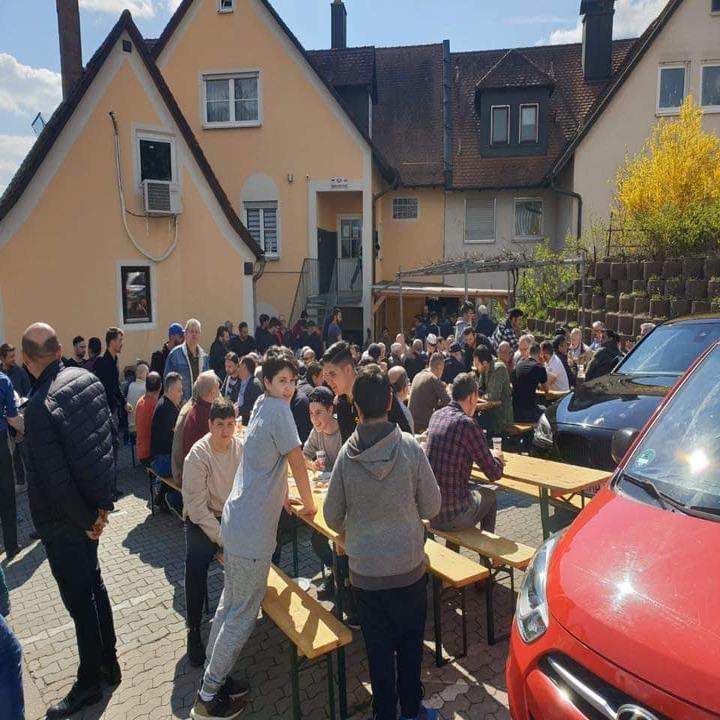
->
xmin=611 ymin=428 xmax=640 ymax=466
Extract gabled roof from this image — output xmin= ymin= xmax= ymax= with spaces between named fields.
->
xmin=450 ymin=39 xmax=636 ymax=189
xmin=150 ymin=0 xmax=398 ymax=185
xmin=0 ymin=10 xmax=263 ymax=258
xmin=476 ymin=49 xmax=555 ymax=92
xmin=310 ymin=43 xmax=447 ymax=187
xmin=552 ymin=0 xmax=684 ymax=175
xmin=306 ymin=46 xmax=376 ymax=89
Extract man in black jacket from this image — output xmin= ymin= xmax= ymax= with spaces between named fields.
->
xmin=94 ymin=327 xmax=132 ymax=500
xmin=21 ymin=323 xmax=119 ymax=719
xmin=585 ymin=330 xmax=624 ymax=382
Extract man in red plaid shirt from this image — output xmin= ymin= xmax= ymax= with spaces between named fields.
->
xmin=426 ymin=373 xmax=504 ymax=532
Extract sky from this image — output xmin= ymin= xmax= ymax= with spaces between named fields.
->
xmin=0 ymin=0 xmax=668 ymax=195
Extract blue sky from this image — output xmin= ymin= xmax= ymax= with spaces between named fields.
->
xmin=0 ymin=0 xmax=666 ymax=193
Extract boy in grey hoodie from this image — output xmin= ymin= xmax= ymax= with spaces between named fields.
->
xmin=324 ymin=365 xmax=441 ymax=720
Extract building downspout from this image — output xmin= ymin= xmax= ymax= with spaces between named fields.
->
xmin=550 ymin=176 xmax=583 ymax=245
xmin=371 ymin=169 xmax=400 ymax=333
xmin=442 ymin=39 xmax=454 ymax=188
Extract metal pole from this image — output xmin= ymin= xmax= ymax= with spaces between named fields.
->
xmin=463 ymin=258 xmax=469 ymax=303
xmin=398 ymin=269 xmax=404 ymax=337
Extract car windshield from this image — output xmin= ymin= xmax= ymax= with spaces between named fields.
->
xmin=625 ymin=344 xmax=720 ymax=511
xmin=617 ymin=321 xmax=720 ymax=376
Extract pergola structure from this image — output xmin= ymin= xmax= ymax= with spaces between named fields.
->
xmin=388 ymin=251 xmax=587 ymax=333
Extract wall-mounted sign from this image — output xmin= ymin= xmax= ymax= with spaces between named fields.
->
xmin=330 ymin=177 xmax=349 ymax=188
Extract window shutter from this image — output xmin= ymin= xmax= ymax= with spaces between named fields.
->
xmin=263 ymin=208 xmax=278 ymax=255
xmin=465 ymin=197 xmax=495 ymax=242
xmin=246 ymin=208 xmax=262 ymax=245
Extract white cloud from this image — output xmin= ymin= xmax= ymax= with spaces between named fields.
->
xmin=0 ymin=54 xmax=62 ymax=118
xmin=548 ymin=0 xmax=667 ymax=44
xmin=165 ymin=0 xmax=183 ymax=11
xmin=79 ymin=0 xmax=156 ymax=18
xmin=0 ymin=134 xmax=36 ymax=197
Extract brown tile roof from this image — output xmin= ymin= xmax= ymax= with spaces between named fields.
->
xmin=0 ymin=11 xmax=263 ymax=258
xmin=476 ymin=49 xmax=555 ymax=91
xmin=450 ymin=39 xmax=636 ymax=189
xmin=306 ymin=46 xmax=375 ymax=88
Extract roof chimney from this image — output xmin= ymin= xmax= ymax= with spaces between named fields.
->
xmin=56 ymin=0 xmax=83 ymax=100
xmin=331 ymin=0 xmax=347 ymax=50
xmin=580 ymin=0 xmax=615 ymax=82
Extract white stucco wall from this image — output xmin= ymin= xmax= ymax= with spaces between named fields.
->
xmin=573 ymin=0 xmax=720 ymax=238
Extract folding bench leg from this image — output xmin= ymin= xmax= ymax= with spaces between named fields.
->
xmin=483 ymin=560 xmax=497 ymax=646
xmin=147 ymin=471 xmax=155 ymax=516
xmin=331 ymin=546 xmax=348 ymax=719
xmin=290 ymin=645 xmax=302 ymax=720
xmin=460 ymin=587 xmax=468 ymax=658
xmin=326 ymin=653 xmax=336 ymax=720
xmin=432 ymin=574 xmax=444 ymax=667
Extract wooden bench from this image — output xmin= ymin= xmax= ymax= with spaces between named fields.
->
xmin=423 ymin=538 xmax=489 ymax=666
xmin=216 ymin=554 xmax=352 ymax=720
xmin=428 ymin=526 xmax=536 ymax=645
xmin=146 ymin=467 xmax=183 ymax=519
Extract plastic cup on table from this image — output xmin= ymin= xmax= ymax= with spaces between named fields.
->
xmin=492 ymin=437 xmax=503 ymax=454
xmin=315 ymin=451 xmax=327 ymax=472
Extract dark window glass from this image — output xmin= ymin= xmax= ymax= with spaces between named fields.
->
xmin=121 ymin=266 xmax=152 ymax=324
xmin=702 ymin=66 xmax=720 ymax=107
xmin=658 ymin=67 xmax=685 ymax=110
xmin=520 ymin=105 xmax=538 ymax=143
xmin=491 ymin=106 xmax=509 ymax=144
xmin=139 ymin=139 xmax=172 ymax=182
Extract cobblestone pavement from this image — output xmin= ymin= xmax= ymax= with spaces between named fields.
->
xmin=3 ymin=447 xmax=544 ymax=720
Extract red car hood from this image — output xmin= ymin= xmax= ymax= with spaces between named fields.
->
xmin=549 ymin=488 xmax=720 ymax=714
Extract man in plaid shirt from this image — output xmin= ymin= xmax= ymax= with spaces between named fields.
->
xmin=491 ymin=308 xmax=524 ymax=353
xmin=426 ymin=373 xmax=504 ymax=532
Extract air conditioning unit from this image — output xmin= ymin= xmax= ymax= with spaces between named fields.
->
xmin=142 ymin=180 xmax=181 ymax=216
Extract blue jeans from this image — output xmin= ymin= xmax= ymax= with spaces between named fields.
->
xmin=0 ymin=616 xmax=25 ymax=719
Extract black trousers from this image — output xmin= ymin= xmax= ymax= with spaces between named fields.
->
xmin=0 ymin=430 xmax=17 ymax=554
xmin=44 ymin=536 xmax=117 ymax=689
xmin=353 ymin=575 xmax=427 ymax=720
xmin=184 ymin=519 xmax=219 ymax=630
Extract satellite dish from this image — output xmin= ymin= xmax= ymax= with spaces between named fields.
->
xmin=31 ymin=112 xmax=46 ymax=137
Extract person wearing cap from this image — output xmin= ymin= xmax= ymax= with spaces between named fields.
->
xmin=164 ymin=319 xmax=210 ymax=403
xmin=151 ymin=323 xmax=185 ymax=379
xmin=585 ymin=330 xmax=623 ymax=382
xmin=475 ymin=304 xmax=497 ymax=339
xmin=409 ymin=353 xmax=451 ymax=434
xmin=441 ymin=342 xmax=465 ymax=384
xmin=492 ymin=308 xmax=524 ymax=353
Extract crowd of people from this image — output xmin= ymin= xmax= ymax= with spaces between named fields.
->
xmin=0 ymin=302 xmax=646 ymax=720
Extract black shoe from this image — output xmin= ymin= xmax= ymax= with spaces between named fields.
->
xmin=5 ymin=545 xmax=22 ymax=561
xmin=187 ymin=628 xmax=206 ymax=667
xmin=190 ymin=692 xmax=247 ymax=719
xmin=46 ymin=682 xmax=103 ymax=718
xmin=317 ymin=574 xmax=335 ymax=601
xmin=100 ymin=660 xmax=122 ymax=687
xmin=29 ymin=531 xmax=40 ymax=541
xmin=219 ymin=676 xmax=250 ymax=701
xmin=345 ymin=613 xmax=361 ymax=630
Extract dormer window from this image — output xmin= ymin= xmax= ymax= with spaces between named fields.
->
xmin=490 ymin=105 xmax=510 ymax=145
xmin=519 ymin=104 xmax=539 ymax=144
xmin=218 ymin=0 xmax=234 ymax=12
xmin=712 ymin=0 xmax=720 ymax=14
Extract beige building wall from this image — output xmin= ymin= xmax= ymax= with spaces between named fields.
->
xmin=443 ymin=188 xmax=562 ymax=290
xmin=0 ymin=31 xmax=256 ymax=363
xmin=156 ymin=0 xmax=372 ymax=320
xmin=573 ymin=0 xmax=720 ymax=239
xmin=375 ymin=188 xmax=445 ymax=284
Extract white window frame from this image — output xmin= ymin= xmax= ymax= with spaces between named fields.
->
xmin=202 ymin=71 xmax=262 ymax=129
xmin=519 ymin=103 xmax=539 ymax=144
xmin=392 ymin=197 xmax=419 ymax=222
xmin=245 ymin=201 xmax=279 ymax=259
xmin=701 ymin=63 xmax=720 ymax=112
xmin=218 ymin=0 xmax=234 ymax=12
xmin=464 ymin=196 xmax=496 ymax=244
xmin=135 ymin=130 xmax=177 ymax=189
xmin=115 ymin=260 xmax=157 ymax=331
xmin=513 ymin=197 xmax=544 ymax=241
xmin=656 ymin=63 xmax=688 ymax=115
xmin=490 ymin=104 xmax=510 ymax=145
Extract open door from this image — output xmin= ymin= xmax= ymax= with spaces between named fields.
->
xmin=317 ymin=229 xmax=337 ymax=295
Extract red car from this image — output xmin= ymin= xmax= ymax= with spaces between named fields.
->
xmin=507 ymin=340 xmax=720 ymax=720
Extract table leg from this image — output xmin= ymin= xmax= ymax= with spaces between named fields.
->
xmin=432 ymin=574 xmax=444 ymax=667
xmin=291 ymin=514 xmax=299 ymax=578
xmin=540 ymin=487 xmax=551 ymax=540
xmin=290 ymin=644 xmax=302 ymax=720
xmin=332 ymin=545 xmax=348 ymax=719
xmin=327 ymin=653 xmax=336 ymax=720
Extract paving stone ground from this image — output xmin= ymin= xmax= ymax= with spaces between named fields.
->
xmin=3 ymin=446 xmax=544 ymax=720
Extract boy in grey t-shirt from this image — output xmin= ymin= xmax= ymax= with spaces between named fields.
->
xmin=303 ymin=386 xmax=342 ymax=471
xmin=191 ymin=350 xmax=316 ymax=720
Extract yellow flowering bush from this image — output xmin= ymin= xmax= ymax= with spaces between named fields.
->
xmin=614 ymin=96 xmax=720 ymax=258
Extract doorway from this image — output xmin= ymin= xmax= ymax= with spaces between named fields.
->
xmin=337 ymin=215 xmax=362 ymax=294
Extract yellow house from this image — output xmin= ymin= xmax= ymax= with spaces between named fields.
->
xmin=0 ymin=10 xmax=261 ymax=363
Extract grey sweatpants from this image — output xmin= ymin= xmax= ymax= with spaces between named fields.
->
xmin=433 ymin=487 xmax=497 ymax=534
xmin=201 ymin=552 xmax=271 ymax=698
